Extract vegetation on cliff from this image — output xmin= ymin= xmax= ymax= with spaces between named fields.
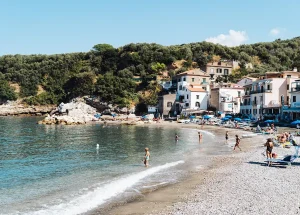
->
xmin=1 ymin=37 xmax=300 ymax=106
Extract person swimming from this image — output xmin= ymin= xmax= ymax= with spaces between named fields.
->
xmin=143 ymin=147 xmax=150 ymax=167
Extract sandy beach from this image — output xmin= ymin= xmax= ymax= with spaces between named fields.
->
xmin=93 ymin=122 xmax=300 ymax=215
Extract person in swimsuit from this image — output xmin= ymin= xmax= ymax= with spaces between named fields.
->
xmin=264 ymin=138 xmax=274 ymax=166
xmin=233 ymin=135 xmax=242 ymax=151
xmin=225 ymin=131 xmax=229 ymax=144
xmin=143 ymin=147 xmax=150 ymax=167
xmin=198 ymin=132 xmax=202 ymax=143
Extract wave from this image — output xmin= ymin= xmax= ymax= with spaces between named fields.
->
xmin=181 ymin=128 xmax=215 ymax=137
xmin=25 ymin=160 xmax=184 ymax=215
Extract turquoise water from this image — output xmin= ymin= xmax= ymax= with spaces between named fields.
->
xmin=0 ymin=117 xmax=222 ymax=215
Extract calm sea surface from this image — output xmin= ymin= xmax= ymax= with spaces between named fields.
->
xmin=0 ymin=117 xmax=228 ymax=215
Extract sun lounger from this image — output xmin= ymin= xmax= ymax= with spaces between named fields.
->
xmin=265 ymin=146 xmax=299 ymax=167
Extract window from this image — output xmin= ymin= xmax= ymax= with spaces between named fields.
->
xmin=178 ymin=79 xmax=180 ymax=82
xmin=202 ymin=87 xmax=207 ymax=90
xmin=238 ymin=91 xmax=241 ymax=97
xmin=183 ymin=77 xmax=186 ymax=81
xmin=287 ymin=96 xmax=289 ymax=104
xmin=259 ymin=109 xmax=261 ymax=114
xmin=183 ymin=87 xmax=186 ymax=91
xmin=186 ymin=95 xmax=189 ymax=99
xmin=267 ymin=84 xmax=270 ymax=90
xmin=167 ymin=102 xmax=172 ymax=107
xmin=196 ymin=95 xmax=199 ymax=99
xmin=203 ymin=78 xmax=206 ymax=83
xmin=293 ymin=96 xmax=296 ymax=102
xmin=179 ymin=85 xmax=182 ymax=90
xmin=249 ymin=109 xmax=251 ymax=114
xmin=185 ymin=103 xmax=189 ymax=107
xmin=210 ymin=68 xmax=214 ymax=74
xmin=224 ymin=69 xmax=229 ymax=75
xmin=192 ymin=78 xmax=195 ymax=82
xmin=287 ymin=75 xmax=291 ymax=78
xmin=195 ymin=102 xmax=200 ymax=107
xmin=287 ymin=84 xmax=289 ymax=90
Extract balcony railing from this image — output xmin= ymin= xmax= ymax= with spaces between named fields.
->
xmin=250 ymin=89 xmax=272 ymax=94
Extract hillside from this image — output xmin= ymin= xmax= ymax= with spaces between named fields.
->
xmin=1 ymin=37 xmax=300 ymax=108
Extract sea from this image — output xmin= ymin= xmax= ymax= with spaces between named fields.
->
xmin=0 ymin=117 xmax=231 ymax=215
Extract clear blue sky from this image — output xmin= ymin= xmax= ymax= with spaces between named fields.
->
xmin=0 ymin=0 xmax=299 ymax=55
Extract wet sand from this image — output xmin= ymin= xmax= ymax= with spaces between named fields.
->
xmin=89 ymin=123 xmax=270 ymax=215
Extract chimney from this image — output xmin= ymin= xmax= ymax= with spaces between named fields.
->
xmin=293 ymin=67 xmax=298 ymax=72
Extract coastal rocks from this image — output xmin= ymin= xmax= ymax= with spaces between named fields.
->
xmin=38 ymin=101 xmax=97 ymax=125
xmin=0 ymin=100 xmax=55 ymax=116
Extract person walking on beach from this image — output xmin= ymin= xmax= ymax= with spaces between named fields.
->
xmin=198 ymin=132 xmax=203 ymax=143
xmin=264 ymin=138 xmax=274 ymax=166
xmin=233 ymin=135 xmax=242 ymax=151
xmin=143 ymin=147 xmax=150 ymax=167
xmin=225 ymin=131 xmax=229 ymax=144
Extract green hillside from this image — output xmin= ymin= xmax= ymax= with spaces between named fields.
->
xmin=1 ymin=37 xmax=300 ymax=107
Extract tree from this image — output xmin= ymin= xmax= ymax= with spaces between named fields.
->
xmin=0 ymin=78 xmax=17 ymax=102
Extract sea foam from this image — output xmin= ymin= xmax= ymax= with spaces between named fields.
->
xmin=25 ymin=160 xmax=184 ymax=215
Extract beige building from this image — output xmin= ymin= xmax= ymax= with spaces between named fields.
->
xmin=158 ymin=94 xmax=177 ymax=117
xmin=210 ymin=83 xmax=244 ymax=114
xmin=201 ymin=61 xmax=233 ymax=83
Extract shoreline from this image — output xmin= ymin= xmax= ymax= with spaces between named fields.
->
xmin=89 ymin=124 xmax=267 ymax=215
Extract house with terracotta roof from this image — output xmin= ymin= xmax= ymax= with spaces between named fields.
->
xmin=175 ymin=69 xmax=209 ymax=112
xmin=177 ymin=84 xmax=208 ymax=112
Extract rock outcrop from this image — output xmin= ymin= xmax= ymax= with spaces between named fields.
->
xmin=0 ymin=101 xmax=55 ymax=116
xmin=38 ymin=101 xmax=97 ymax=125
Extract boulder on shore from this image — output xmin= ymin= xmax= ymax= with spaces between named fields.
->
xmin=38 ymin=101 xmax=97 ymax=125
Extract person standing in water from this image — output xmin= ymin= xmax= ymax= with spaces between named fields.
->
xmin=233 ymin=135 xmax=242 ymax=151
xmin=225 ymin=131 xmax=229 ymax=144
xmin=143 ymin=147 xmax=150 ymax=167
xmin=175 ymin=134 xmax=179 ymax=141
xmin=198 ymin=132 xmax=203 ymax=143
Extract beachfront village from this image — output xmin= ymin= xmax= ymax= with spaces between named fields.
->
xmin=154 ymin=60 xmax=300 ymax=123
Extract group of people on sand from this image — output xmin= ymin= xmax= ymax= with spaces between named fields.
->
xmin=277 ymin=132 xmax=295 ymax=144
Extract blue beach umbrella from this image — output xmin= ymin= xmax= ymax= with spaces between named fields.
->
xmin=234 ymin=118 xmax=242 ymax=122
xmin=221 ymin=117 xmax=229 ymax=121
xmin=203 ymin=115 xmax=211 ymax=119
xmin=243 ymin=119 xmax=251 ymax=121
xmin=225 ymin=115 xmax=232 ymax=118
xmin=291 ymin=120 xmax=300 ymax=125
xmin=264 ymin=120 xmax=274 ymax=123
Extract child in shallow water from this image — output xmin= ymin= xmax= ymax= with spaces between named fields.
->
xmin=143 ymin=147 xmax=150 ymax=167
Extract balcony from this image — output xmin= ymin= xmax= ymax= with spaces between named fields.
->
xmin=201 ymin=81 xmax=209 ymax=85
xmin=291 ymin=87 xmax=300 ymax=92
xmin=250 ymin=89 xmax=272 ymax=94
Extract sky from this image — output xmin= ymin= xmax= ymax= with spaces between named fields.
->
xmin=0 ymin=0 xmax=299 ymax=55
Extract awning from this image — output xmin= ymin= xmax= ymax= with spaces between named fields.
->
xmin=282 ymin=109 xmax=300 ymax=113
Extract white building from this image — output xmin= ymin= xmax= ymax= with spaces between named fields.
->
xmin=210 ymin=83 xmax=244 ymax=114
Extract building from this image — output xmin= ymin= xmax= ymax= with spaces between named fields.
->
xmin=176 ymin=69 xmax=210 ymax=112
xmin=236 ymin=77 xmax=257 ymax=87
xmin=282 ymin=79 xmax=300 ymax=121
xmin=210 ymin=83 xmax=244 ymax=114
xmin=158 ymin=94 xmax=177 ymax=117
xmin=240 ymin=69 xmax=299 ymax=120
xmin=200 ymin=61 xmax=233 ymax=84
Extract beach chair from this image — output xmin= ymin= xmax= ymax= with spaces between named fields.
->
xmin=265 ymin=146 xmax=299 ymax=167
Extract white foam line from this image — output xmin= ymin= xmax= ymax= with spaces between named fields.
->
xmin=180 ymin=128 xmax=215 ymax=136
xmin=25 ymin=160 xmax=184 ymax=215
xmin=142 ymin=181 xmax=168 ymax=188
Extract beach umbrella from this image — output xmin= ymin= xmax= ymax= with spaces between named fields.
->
xmin=264 ymin=120 xmax=274 ymax=123
xmin=221 ymin=117 xmax=229 ymax=121
xmin=243 ymin=119 xmax=251 ymax=121
xmin=234 ymin=118 xmax=242 ymax=122
xmin=203 ymin=115 xmax=211 ymax=119
xmin=291 ymin=120 xmax=300 ymax=125
xmin=225 ymin=115 xmax=232 ymax=118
